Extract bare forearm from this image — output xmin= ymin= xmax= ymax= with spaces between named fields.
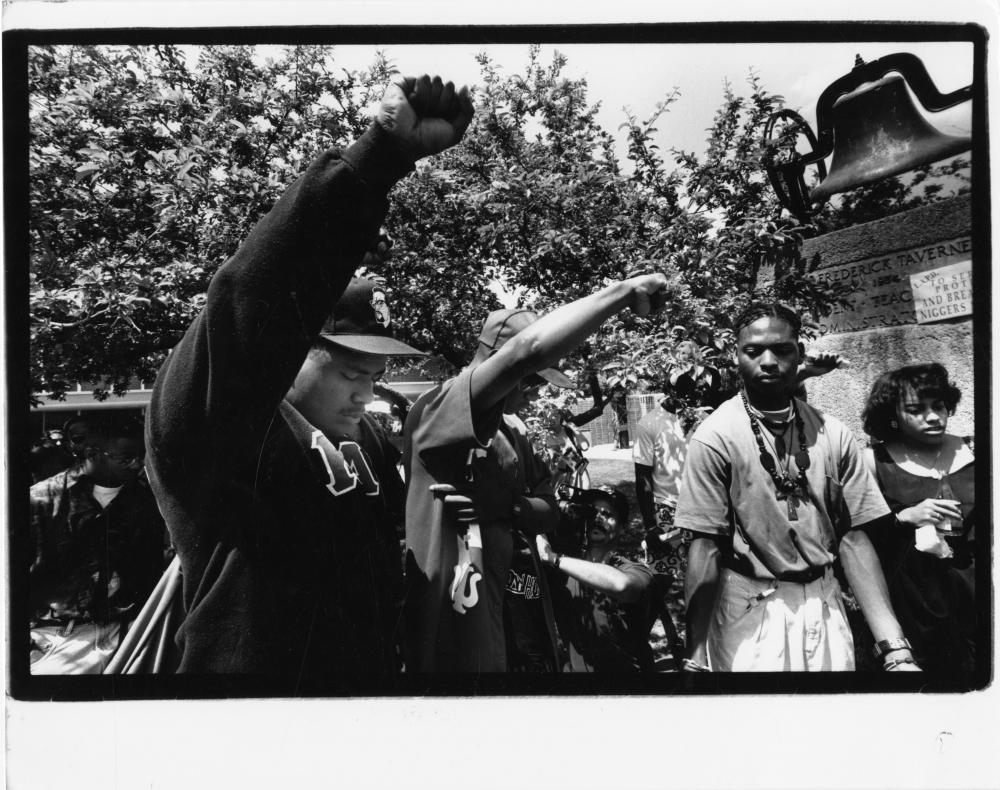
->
xmin=635 ymin=464 xmax=656 ymax=530
xmin=839 ymin=528 xmax=909 ymax=643
xmin=568 ymin=372 xmax=607 ymax=425
xmin=506 ymin=282 xmax=634 ymax=370
xmin=548 ymin=556 xmax=646 ymax=603
xmin=684 ymin=536 xmax=721 ymax=663
xmin=471 ymin=281 xmax=644 ymax=412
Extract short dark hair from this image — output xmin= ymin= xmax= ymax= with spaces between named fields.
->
xmin=862 ymin=363 xmax=962 ymax=441
xmin=733 ymin=301 xmax=802 ymax=339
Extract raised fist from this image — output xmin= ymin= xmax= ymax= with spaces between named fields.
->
xmin=625 ymin=272 xmax=670 ymax=316
xmin=377 ymin=74 xmax=475 ymax=162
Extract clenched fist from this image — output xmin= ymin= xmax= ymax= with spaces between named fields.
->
xmin=377 ymin=74 xmax=475 ymax=162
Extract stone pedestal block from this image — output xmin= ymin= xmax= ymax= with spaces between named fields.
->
xmin=797 ymin=194 xmax=976 ymax=442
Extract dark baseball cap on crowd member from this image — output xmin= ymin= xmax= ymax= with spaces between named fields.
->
xmin=475 ymin=308 xmax=574 ymax=388
xmin=319 ymin=277 xmax=425 ymax=356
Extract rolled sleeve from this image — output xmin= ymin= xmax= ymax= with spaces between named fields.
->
xmin=413 ymin=367 xmax=502 ymax=467
xmin=608 ymin=554 xmax=654 ymax=591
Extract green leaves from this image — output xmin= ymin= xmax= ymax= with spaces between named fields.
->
xmin=29 ymin=44 xmax=388 ymax=401
xmin=30 ymin=44 xmax=935 ymax=415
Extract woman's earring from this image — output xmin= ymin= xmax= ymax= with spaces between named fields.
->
xmin=890 ymin=420 xmax=898 ymax=428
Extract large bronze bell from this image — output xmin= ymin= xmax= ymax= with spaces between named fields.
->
xmin=763 ymin=53 xmax=973 ymax=218
xmin=810 ymin=73 xmax=971 ymax=201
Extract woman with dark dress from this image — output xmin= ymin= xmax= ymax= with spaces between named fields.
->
xmin=861 ymin=363 xmax=976 ymax=678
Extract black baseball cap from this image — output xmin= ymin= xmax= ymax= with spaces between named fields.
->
xmin=475 ymin=309 xmax=574 ymax=388
xmin=319 ymin=277 xmax=425 ymax=356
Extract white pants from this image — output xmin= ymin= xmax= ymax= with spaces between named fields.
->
xmin=30 ymin=622 xmax=121 ymax=675
xmin=707 ymin=567 xmax=855 ymax=672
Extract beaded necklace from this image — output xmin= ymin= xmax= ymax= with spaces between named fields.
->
xmin=740 ymin=388 xmax=810 ymax=520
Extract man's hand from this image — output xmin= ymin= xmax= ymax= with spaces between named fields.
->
xmin=797 ymin=352 xmax=848 ymax=383
xmin=535 ymin=533 xmax=558 ymax=564
xmin=377 ymin=74 xmax=474 ymax=162
xmin=624 ymin=273 xmax=669 ymax=316
xmin=443 ymin=493 xmax=478 ymax=527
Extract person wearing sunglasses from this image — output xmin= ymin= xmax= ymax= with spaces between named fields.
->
xmin=28 ymin=415 xmax=167 ymax=674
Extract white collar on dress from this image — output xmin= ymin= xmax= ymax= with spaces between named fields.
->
xmin=883 ymin=434 xmax=974 ymax=478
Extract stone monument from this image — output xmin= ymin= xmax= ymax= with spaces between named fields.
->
xmin=796 ymin=193 xmax=975 ymax=441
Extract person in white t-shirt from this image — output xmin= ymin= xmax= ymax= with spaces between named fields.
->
xmin=633 ymin=398 xmax=689 ymax=570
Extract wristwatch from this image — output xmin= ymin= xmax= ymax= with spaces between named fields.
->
xmin=872 ymin=637 xmax=912 ymax=660
xmin=553 ymin=554 xmax=563 ymax=570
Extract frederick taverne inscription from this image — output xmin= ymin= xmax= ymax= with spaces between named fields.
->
xmin=809 ymin=237 xmax=972 ymax=334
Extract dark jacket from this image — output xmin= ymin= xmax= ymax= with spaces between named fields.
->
xmin=145 ymin=124 xmax=413 ymax=680
xmin=29 ymin=467 xmax=166 ymax=626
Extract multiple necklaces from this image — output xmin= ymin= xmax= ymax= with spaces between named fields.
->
xmin=740 ymin=388 xmax=810 ymax=521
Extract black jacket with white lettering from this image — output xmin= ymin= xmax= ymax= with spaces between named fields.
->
xmin=145 ymin=125 xmax=410 ymax=683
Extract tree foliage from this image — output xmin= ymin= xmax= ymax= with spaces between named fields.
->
xmin=29 ymin=43 xmax=392 ymax=400
xmin=382 ymin=55 xmax=853 ymax=434
xmin=28 ymin=44 xmax=966 ymax=423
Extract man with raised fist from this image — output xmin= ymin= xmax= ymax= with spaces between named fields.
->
xmin=145 ymin=75 xmax=473 ymax=683
xmin=403 ymin=273 xmax=670 ymax=673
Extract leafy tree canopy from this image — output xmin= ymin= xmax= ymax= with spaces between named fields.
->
xmin=29 ymin=43 xmax=391 ymax=400
xmin=27 ymin=43 xmax=968 ymax=425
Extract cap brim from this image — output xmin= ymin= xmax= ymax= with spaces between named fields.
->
xmin=537 ymin=367 xmax=574 ymax=389
xmin=320 ymin=334 xmax=426 ymax=356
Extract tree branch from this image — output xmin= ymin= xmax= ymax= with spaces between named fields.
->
xmin=567 ymin=369 xmax=610 ymax=426
xmin=46 ymin=306 xmax=113 ymax=329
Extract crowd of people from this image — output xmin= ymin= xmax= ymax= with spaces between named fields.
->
xmin=27 ymin=74 xmax=978 ymax=683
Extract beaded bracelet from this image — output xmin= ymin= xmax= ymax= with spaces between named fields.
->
xmin=883 ymin=656 xmax=918 ymax=671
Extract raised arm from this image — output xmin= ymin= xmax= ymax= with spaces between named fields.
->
xmin=468 ymin=274 xmax=668 ymax=419
xmin=147 ymin=76 xmax=473 ymax=466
